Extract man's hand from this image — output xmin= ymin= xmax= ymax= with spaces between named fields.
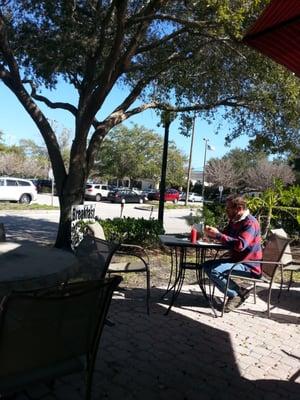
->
xmin=204 ymin=225 xmax=220 ymax=239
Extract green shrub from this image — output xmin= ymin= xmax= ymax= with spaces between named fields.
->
xmin=246 ymin=183 xmax=300 ymax=239
xmin=203 ymin=203 xmax=226 ymax=228
xmin=99 ymin=217 xmax=165 ymax=247
xmin=185 ymin=202 xmax=226 ymax=229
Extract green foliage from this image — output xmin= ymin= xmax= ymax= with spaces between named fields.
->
xmin=3 ymin=0 xmax=300 ymax=152
xmin=99 ymin=217 xmax=165 ymax=247
xmin=94 ymin=124 xmax=187 ymax=187
xmin=246 ymin=183 xmax=300 ymax=238
xmin=184 ymin=203 xmax=226 ymax=228
xmin=203 ymin=203 xmax=227 ymax=229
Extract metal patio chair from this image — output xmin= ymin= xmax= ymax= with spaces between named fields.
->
xmin=86 ymin=222 xmax=151 ymax=314
xmin=221 ymin=231 xmax=291 ymax=318
xmin=75 ymin=234 xmax=120 ymax=280
xmin=270 ymin=228 xmax=300 ymax=291
xmin=0 ymin=276 xmax=121 ymax=399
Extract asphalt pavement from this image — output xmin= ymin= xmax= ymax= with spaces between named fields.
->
xmin=0 ymin=194 xmax=196 ymax=243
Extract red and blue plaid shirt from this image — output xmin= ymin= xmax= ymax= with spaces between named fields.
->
xmin=217 ymin=212 xmax=262 ymax=276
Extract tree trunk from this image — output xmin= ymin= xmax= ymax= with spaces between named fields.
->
xmin=54 ymin=144 xmax=87 ymax=249
xmin=55 ymin=185 xmax=85 ymax=249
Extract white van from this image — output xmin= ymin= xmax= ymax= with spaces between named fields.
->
xmin=0 ymin=177 xmax=38 ymax=204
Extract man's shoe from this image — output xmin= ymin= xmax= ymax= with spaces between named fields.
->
xmin=224 ymin=295 xmax=243 ymax=313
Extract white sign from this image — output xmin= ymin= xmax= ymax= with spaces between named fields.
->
xmin=71 ymin=203 xmax=96 ymax=222
xmin=218 ymin=186 xmax=224 ymax=192
xmin=71 ymin=204 xmax=97 ymax=249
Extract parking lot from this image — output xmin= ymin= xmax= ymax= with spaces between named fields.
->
xmin=0 ymin=194 xmax=196 ymax=243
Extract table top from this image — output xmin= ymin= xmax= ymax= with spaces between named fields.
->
xmin=159 ymin=234 xmax=227 ymax=249
xmin=0 ymin=240 xmax=79 ymax=294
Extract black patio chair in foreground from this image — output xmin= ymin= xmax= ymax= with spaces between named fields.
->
xmin=86 ymin=222 xmax=151 ymax=314
xmin=0 ymin=276 xmax=122 ymax=400
xmin=221 ymin=232 xmax=291 ymax=318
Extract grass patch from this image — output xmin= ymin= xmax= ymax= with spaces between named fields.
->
xmin=0 ymin=202 xmax=59 ymax=211
xmin=146 ymin=201 xmax=201 ymax=210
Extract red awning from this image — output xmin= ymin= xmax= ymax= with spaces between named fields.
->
xmin=243 ymin=0 xmax=300 ymax=77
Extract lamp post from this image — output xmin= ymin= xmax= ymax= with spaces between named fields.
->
xmin=158 ymin=111 xmax=176 ymax=224
xmin=185 ymin=115 xmax=196 ymax=206
xmin=201 ymin=138 xmax=214 ymax=201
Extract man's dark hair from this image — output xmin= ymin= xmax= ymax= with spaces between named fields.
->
xmin=226 ymin=194 xmax=247 ymax=210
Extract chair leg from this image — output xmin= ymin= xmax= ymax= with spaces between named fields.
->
xmin=267 ymin=274 xmax=277 ymax=318
xmin=221 ymin=278 xmax=231 ymax=317
xmin=85 ymin=361 xmax=94 ymax=400
xmin=253 ymin=282 xmax=257 ymax=304
xmin=146 ymin=268 xmax=151 ymax=315
xmin=208 ymin=281 xmax=215 ymax=301
xmin=278 ymin=266 xmax=284 ymax=302
xmin=288 ymin=271 xmax=294 ymax=291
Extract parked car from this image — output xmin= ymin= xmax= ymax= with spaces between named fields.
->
xmin=85 ymin=183 xmax=110 ymax=201
xmin=147 ymin=189 xmax=180 ymax=203
xmin=107 ymin=189 xmax=148 ymax=204
xmin=131 ymin=187 xmax=143 ymax=195
xmin=180 ymin=192 xmax=203 ymax=203
xmin=34 ymin=179 xmax=55 ymax=193
xmin=141 ymin=188 xmax=155 ymax=197
xmin=0 ymin=177 xmax=37 ymax=204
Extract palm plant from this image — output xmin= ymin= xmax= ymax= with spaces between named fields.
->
xmin=247 ymin=181 xmax=300 ymax=238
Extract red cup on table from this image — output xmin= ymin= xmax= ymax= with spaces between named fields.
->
xmin=190 ymin=227 xmax=197 ymax=244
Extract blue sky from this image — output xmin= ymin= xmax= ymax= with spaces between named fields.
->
xmin=0 ymin=80 xmax=249 ymax=170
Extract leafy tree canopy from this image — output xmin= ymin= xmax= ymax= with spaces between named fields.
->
xmin=93 ymin=123 xmax=187 ymax=187
xmin=1 ymin=1 xmax=300 ymax=152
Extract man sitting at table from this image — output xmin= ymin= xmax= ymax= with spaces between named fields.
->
xmin=203 ymin=194 xmax=262 ymax=312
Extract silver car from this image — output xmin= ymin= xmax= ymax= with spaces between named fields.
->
xmin=180 ymin=192 xmax=203 ymax=203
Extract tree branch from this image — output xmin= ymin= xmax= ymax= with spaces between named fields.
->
xmin=86 ymin=91 xmax=255 ymax=172
xmin=128 ymin=13 xmax=217 ymax=31
xmin=0 ymin=13 xmax=67 ymax=188
xmin=0 ymin=64 xmax=10 ymax=80
xmin=125 ymin=47 xmax=194 ymax=75
xmin=80 ymin=0 xmax=128 ymax=127
xmin=112 ymin=96 xmax=254 ymax=125
xmin=23 ymin=80 xmax=78 ymax=116
xmin=80 ymin=0 xmax=119 ymax=96
xmin=136 ymin=27 xmax=188 ymax=55
xmin=90 ymin=0 xmax=167 ymax=106
xmin=154 ymin=98 xmax=252 ymax=113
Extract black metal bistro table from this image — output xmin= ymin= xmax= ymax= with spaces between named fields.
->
xmin=159 ymin=234 xmax=227 ymax=317
xmin=0 ymin=241 xmax=80 ymax=296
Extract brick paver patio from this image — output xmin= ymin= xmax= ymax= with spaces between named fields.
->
xmin=1 ymin=211 xmax=299 ymax=399
xmin=18 ymin=282 xmax=300 ymax=400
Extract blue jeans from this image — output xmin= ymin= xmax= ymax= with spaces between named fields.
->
xmin=203 ymin=258 xmax=253 ymax=298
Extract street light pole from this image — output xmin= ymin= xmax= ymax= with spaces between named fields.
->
xmin=201 ymin=138 xmax=209 ymax=201
xmin=201 ymin=138 xmax=215 ymax=201
xmin=185 ymin=115 xmax=196 ymax=206
xmin=158 ymin=111 xmax=175 ymax=224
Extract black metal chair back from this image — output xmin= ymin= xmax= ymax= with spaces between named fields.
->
xmin=75 ymin=235 xmax=120 ymax=279
xmin=0 ymin=276 xmax=121 ymax=399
